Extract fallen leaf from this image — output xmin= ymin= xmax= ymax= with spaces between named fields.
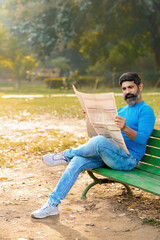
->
xmin=0 ymin=177 xmax=8 ymax=180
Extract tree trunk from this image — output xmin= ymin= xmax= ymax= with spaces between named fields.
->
xmin=154 ymin=49 xmax=160 ymax=70
xmin=147 ymin=6 xmax=160 ymax=70
xmin=18 ymin=78 xmax=21 ymax=91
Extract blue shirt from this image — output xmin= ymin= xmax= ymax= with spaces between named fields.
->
xmin=118 ymin=101 xmax=156 ymax=161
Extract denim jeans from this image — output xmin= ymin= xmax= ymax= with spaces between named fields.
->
xmin=49 ymin=135 xmax=138 ymax=206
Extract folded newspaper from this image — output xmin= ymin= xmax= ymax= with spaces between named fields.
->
xmin=73 ymin=85 xmax=129 ymax=154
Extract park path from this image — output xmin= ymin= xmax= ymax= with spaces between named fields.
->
xmin=1 ymin=92 xmax=160 ymax=99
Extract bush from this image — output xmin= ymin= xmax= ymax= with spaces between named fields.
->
xmin=44 ymin=77 xmax=66 ymax=89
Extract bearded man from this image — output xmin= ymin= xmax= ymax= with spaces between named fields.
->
xmin=31 ymin=72 xmax=156 ymax=219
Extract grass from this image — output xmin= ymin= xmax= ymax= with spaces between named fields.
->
xmin=0 ymin=81 xmax=74 ymax=95
xmin=0 ymin=80 xmax=160 ymax=95
xmin=142 ymin=217 xmax=160 ymax=227
xmin=0 ymin=97 xmax=83 ymax=119
xmin=0 ymin=127 xmax=88 ymax=167
xmin=0 ymin=94 xmax=159 ymax=127
xmin=0 ymin=84 xmax=159 ymax=167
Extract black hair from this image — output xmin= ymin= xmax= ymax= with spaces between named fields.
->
xmin=119 ymin=72 xmax=141 ymax=86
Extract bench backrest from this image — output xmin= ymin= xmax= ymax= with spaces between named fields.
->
xmin=136 ymin=129 xmax=160 ymax=175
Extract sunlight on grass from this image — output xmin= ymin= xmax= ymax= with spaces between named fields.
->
xmin=0 ymin=97 xmax=83 ymax=119
xmin=0 ymin=129 xmax=88 ymax=167
xmin=0 ymin=93 xmax=159 ymax=167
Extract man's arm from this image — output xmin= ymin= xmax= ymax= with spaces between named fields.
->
xmin=115 ymin=115 xmax=137 ymax=140
xmin=115 ymin=105 xmax=155 ymax=144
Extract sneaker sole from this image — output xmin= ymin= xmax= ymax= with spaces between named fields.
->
xmin=31 ymin=211 xmax=59 ymax=219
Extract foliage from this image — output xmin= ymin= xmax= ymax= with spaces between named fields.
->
xmin=3 ymin=0 xmax=62 ymax=61
xmin=142 ymin=217 xmax=160 ymax=226
xmin=0 ymin=0 xmax=160 ymax=85
xmin=12 ymin=52 xmax=39 ymax=87
xmin=0 ymin=9 xmax=39 ymax=86
xmin=55 ymin=0 xmax=160 ymax=70
xmin=0 ymin=57 xmax=13 ymax=71
xmin=50 ymin=56 xmax=71 ymax=71
xmin=0 ymin=23 xmax=13 ymax=73
xmin=44 ymin=77 xmax=66 ymax=89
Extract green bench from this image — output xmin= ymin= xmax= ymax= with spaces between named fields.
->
xmin=82 ymin=129 xmax=160 ymax=198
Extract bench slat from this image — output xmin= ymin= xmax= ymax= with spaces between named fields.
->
xmin=132 ymin=167 xmax=160 ymax=181
xmin=92 ymin=167 xmax=160 ymax=185
xmin=152 ymin=129 xmax=160 ymax=138
xmin=136 ymin=162 xmax=160 ymax=175
xmin=145 ymin=146 xmax=160 ymax=157
xmin=147 ymin=138 xmax=160 ymax=148
xmin=141 ymin=155 xmax=160 ymax=166
xmin=91 ymin=168 xmax=160 ymax=196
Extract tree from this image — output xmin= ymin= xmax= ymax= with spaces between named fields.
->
xmin=3 ymin=0 xmax=60 ymax=63
xmin=11 ymin=51 xmax=39 ymax=89
xmin=55 ymin=0 xmax=160 ymax=69
xmin=2 ymin=0 xmax=87 ymax=74
xmin=0 ymin=18 xmax=38 ymax=88
xmin=3 ymin=0 xmax=160 ymax=75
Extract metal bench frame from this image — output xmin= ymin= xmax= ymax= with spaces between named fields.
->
xmin=82 ymin=129 xmax=160 ymax=198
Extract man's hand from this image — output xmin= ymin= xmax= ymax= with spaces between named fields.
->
xmin=115 ymin=115 xmax=126 ymax=131
xmin=115 ymin=115 xmax=137 ymax=140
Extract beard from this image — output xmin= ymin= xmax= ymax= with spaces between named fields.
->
xmin=124 ymin=89 xmax=140 ymax=106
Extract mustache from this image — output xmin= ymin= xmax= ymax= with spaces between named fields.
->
xmin=124 ymin=93 xmax=137 ymax=100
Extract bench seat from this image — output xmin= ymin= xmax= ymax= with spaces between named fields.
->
xmin=82 ymin=129 xmax=160 ymax=198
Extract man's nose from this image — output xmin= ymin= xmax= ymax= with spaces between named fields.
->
xmin=125 ymin=88 xmax=131 ymax=94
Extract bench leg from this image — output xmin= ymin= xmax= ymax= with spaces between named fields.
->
xmin=122 ymin=183 xmax=132 ymax=196
xmin=81 ymin=170 xmax=113 ymax=199
xmin=81 ymin=171 xmax=101 ymax=199
xmin=81 ymin=170 xmax=132 ymax=199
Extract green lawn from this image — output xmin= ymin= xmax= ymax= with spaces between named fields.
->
xmin=0 ymin=80 xmax=160 ymax=95
xmin=0 ymin=94 xmax=159 ymax=128
xmin=0 ymin=86 xmax=159 ymax=167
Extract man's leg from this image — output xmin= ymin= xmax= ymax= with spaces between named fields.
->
xmin=49 ymin=155 xmax=106 ymax=205
xmin=64 ymin=135 xmax=138 ymax=171
xmin=31 ymin=155 xmax=105 ymax=218
xmin=43 ymin=135 xmax=138 ymax=170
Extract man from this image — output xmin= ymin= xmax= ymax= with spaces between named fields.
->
xmin=31 ymin=72 xmax=155 ymax=219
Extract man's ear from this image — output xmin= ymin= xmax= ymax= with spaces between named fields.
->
xmin=139 ymin=83 xmax=143 ymax=92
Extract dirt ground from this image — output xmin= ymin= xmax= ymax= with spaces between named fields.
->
xmin=0 ymin=117 xmax=159 ymax=240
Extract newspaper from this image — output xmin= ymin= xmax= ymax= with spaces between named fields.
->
xmin=73 ymin=85 xmax=129 ymax=154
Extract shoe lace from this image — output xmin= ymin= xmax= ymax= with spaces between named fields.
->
xmin=40 ymin=201 xmax=50 ymax=211
xmin=54 ymin=153 xmax=67 ymax=161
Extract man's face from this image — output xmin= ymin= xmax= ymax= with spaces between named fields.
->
xmin=121 ymin=81 xmax=141 ymax=106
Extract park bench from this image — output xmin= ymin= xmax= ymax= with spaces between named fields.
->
xmin=82 ymin=129 xmax=160 ymax=198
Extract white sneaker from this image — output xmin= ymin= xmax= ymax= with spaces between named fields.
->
xmin=31 ymin=200 xmax=59 ymax=219
xmin=42 ymin=152 xmax=68 ymax=166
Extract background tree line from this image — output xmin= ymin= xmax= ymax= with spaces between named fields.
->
xmin=0 ymin=0 xmax=160 ymax=88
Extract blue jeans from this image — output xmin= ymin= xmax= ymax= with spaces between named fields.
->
xmin=49 ymin=135 xmax=138 ymax=206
